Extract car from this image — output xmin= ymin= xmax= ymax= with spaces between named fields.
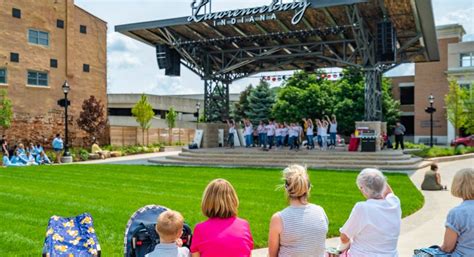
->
xmin=451 ymin=135 xmax=474 ymax=148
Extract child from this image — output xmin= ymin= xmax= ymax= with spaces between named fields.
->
xmin=36 ymin=151 xmax=52 ymax=165
xmin=145 ymin=210 xmax=190 ymax=257
xmin=226 ymin=120 xmax=236 ymax=149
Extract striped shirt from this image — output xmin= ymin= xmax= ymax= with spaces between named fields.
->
xmin=278 ymin=204 xmax=328 ymax=257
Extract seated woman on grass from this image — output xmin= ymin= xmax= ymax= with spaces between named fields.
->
xmin=268 ymin=164 xmax=328 ymax=257
xmin=438 ymin=168 xmax=474 ymax=256
xmin=191 ymin=179 xmax=253 ymax=257
xmin=334 ymin=168 xmax=401 ymax=257
xmin=421 ymin=163 xmax=447 ymax=191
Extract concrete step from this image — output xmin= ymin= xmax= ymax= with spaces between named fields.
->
xmin=178 ymin=152 xmax=412 ymax=161
xmin=149 ymin=158 xmax=430 ymax=172
xmin=166 ymin=155 xmax=423 ymax=166
xmin=182 ymin=148 xmax=407 ymax=157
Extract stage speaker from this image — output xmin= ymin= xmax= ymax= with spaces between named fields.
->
xmin=165 ymin=49 xmax=181 ymax=76
xmin=376 ymin=21 xmax=396 ymax=62
xmin=156 ymin=44 xmax=169 ymax=70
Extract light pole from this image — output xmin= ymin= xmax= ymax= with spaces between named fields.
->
xmin=425 ymin=94 xmax=436 ymax=148
xmin=62 ymin=81 xmax=71 ymax=157
xmin=196 ymin=102 xmax=201 ymax=129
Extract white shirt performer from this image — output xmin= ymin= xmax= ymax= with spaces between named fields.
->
xmin=336 ymin=169 xmax=401 ymax=257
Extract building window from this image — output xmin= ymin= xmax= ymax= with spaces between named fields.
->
xmin=83 ymin=64 xmax=90 ymax=72
xmin=10 ymin=52 xmax=19 ymax=63
xmin=0 ymin=69 xmax=6 ymax=84
xmin=461 ymin=53 xmax=474 ymax=67
xmin=57 ymin=19 xmax=64 ymax=29
xmin=399 ymin=86 xmax=414 ymax=105
xmin=27 ymin=71 xmax=48 ymax=86
xmin=80 ymin=25 xmax=87 ymax=34
xmin=400 ymin=115 xmax=414 ymax=136
xmin=12 ymin=8 xmax=21 ymax=19
xmin=28 ymin=29 xmax=49 ymax=46
xmin=50 ymin=59 xmax=58 ymax=68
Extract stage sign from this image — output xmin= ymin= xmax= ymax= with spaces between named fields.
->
xmin=188 ymin=0 xmax=311 ymax=26
xmin=193 ymin=129 xmax=204 ymax=148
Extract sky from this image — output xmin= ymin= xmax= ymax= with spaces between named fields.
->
xmin=74 ymin=0 xmax=474 ymax=95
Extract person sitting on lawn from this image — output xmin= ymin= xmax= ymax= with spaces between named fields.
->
xmin=438 ymin=168 xmax=474 ymax=256
xmin=268 ymin=164 xmax=328 ymax=257
xmin=421 ymin=164 xmax=447 ymax=191
xmin=190 ymin=179 xmax=253 ymax=257
xmin=334 ymin=168 xmax=401 ymax=257
xmin=17 ymin=143 xmax=26 ymax=155
xmin=27 ymin=143 xmax=37 ymax=157
xmin=24 ymin=151 xmax=38 ymax=166
xmin=35 ymin=143 xmax=44 ymax=156
xmin=10 ymin=150 xmax=24 ymax=166
xmin=91 ymin=138 xmax=107 ymax=159
xmin=145 ymin=210 xmax=190 ymax=257
xmin=36 ymin=151 xmax=52 ymax=165
xmin=2 ymin=154 xmax=24 ymax=167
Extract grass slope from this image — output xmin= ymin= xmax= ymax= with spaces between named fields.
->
xmin=0 ymin=165 xmax=423 ymax=256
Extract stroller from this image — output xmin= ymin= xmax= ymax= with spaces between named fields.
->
xmin=124 ymin=205 xmax=192 ymax=257
xmin=42 ymin=213 xmax=101 ymax=257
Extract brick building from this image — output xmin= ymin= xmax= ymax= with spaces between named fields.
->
xmin=0 ymin=0 xmax=107 ymax=146
xmin=390 ymin=24 xmax=474 ymax=145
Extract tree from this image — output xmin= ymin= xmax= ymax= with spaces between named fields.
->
xmin=131 ymin=94 xmax=155 ymax=145
xmin=445 ymin=79 xmax=468 ymax=138
xmin=233 ymin=85 xmax=253 ymax=121
xmin=0 ymin=89 xmax=13 ymax=134
xmin=246 ymin=80 xmax=275 ymax=124
xmin=463 ymin=85 xmax=474 ymax=134
xmin=165 ymin=107 xmax=178 ymax=145
xmin=76 ymin=95 xmax=107 ymax=145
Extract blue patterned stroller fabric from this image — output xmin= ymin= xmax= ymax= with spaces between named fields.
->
xmin=43 ymin=213 xmax=101 ymax=257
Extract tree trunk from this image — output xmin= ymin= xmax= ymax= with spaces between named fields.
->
xmin=142 ymin=128 xmax=145 ymax=146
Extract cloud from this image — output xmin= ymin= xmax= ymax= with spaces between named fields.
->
xmin=436 ymin=7 xmax=474 ymax=36
xmin=108 ymin=32 xmax=139 ymax=53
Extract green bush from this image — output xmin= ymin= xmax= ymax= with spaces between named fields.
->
xmin=404 ymin=142 xmax=428 ymax=150
xmin=413 ymin=146 xmax=474 ymax=158
xmin=79 ymin=149 xmax=89 ymax=161
xmin=100 ymin=145 xmax=159 ymax=156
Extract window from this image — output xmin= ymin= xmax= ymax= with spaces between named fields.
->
xmin=10 ymin=52 xmax=19 ymax=63
xmin=80 ymin=25 xmax=87 ymax=34
xmin=400 ymin=115 xmax=414 ymax=136
xmin=57 ymin=19 xmax=64 ymax=29
xmin=12 ymin=8 xmax=21 ymax=18
xmin=0 ymin=69 xmax=6 ymax=84
xmin=83 ymin=64 xmax=90 ymax=72
xmin=50 ymin=59 xmax=58 ymax=68
xmin=400 ymin=86 xmax=414 ymax=105
xmin=461 ymin=53 xmax=474 ymax=67
xmin=28 ymin=29 xmax=49 ymax=46
xmin=27 ymin=71 xmax=48 ymax=86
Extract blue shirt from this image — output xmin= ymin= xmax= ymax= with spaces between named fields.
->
xmin=52 ymin=138 xmax=63 ymax=150
xmin=35 ymin=146 xmax=44 ymax=155
xmin=446 ymin=200 xmax=474 ymax=256
xmin=145 ymin=243 xmax=190 ymax=257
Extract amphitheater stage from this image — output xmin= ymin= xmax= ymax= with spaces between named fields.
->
xmin=148 ymin=147 xmax=431 ymax=173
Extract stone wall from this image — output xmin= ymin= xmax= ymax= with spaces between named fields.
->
xmin=199 ymin=123 xmax=226 ymax=148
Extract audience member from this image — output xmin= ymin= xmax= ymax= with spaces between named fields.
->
xmin=191 ymin=179 xmax=253 ymax=257
xmin=393 ymin=121 xmax=406 ymax=150
xmin=268 ymin=165 xmax=328 ymax=257
xmin=36 ymin=151 xmax=52 ymax=165
xmin=52 ymin=134 xmax=64 ymax=164
xmin=421 ymin=164 xmax=447 ymax=191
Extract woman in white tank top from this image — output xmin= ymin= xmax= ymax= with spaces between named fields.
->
xmin=268 ymin=165 xmax=329 ymax=257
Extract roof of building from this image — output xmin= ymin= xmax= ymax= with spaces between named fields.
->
xmin=74 ymin=5 xmax=108 ymax=25
xmin=115 ymin=0 xmax=439 ymax=81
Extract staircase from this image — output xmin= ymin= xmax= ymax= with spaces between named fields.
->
xmin=149 ymin=148 xmax=430 ymax=172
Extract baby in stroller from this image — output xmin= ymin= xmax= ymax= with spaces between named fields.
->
xmin=146 ymin=210 xmax=190 ymax=257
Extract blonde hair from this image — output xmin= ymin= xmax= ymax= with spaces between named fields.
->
xmin=156 ymin=210 xmax=184 ymax=241
xmin=201 ymin=179 xmax=239 ymax=218
xmin=283 ymin=165 xmax=311 ymax=201
xmin=451 ymin=168 xmax=474 ymax=200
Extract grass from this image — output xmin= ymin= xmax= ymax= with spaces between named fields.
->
xmin=0 ymin=165 xmax=424 ymax=256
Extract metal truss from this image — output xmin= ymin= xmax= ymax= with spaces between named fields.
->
xmin=204 ymin=79 xmax=230 ymax=122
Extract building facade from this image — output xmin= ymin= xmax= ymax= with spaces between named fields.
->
xmin=0 ymin=0 xmax=107 ymax=146
xmin=390 ymin=24 xmax=473 ymax=145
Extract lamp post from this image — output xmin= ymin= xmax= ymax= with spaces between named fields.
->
xmin=425 ymin=94 xmax=436 ymax=148
xmin=62 ymin=81 xmax=71 ymax=157
xmin=196 ymin=102 xmax=201 ymax=129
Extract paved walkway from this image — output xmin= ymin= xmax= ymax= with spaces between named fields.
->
xmin=77 ymin=151 xmax=181 ymax=165
xmin=252 ymin=158 xmax=473 ymax=257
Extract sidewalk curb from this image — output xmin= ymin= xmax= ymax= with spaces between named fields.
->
xmin=427 ymin=153 xmax=474 ymax=163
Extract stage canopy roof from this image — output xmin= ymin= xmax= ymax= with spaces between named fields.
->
xmin=116 ymin=0 xmax=439 ymax=82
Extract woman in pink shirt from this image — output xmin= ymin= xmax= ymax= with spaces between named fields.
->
xmin=191 ymin=179 xmax=254 ymax=257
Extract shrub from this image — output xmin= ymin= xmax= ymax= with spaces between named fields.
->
xmin=79 ymin=149 xmax=89 ymax=161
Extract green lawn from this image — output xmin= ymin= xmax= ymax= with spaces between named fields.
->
xmin=0 ymin=165 xmax=424 ymax=256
